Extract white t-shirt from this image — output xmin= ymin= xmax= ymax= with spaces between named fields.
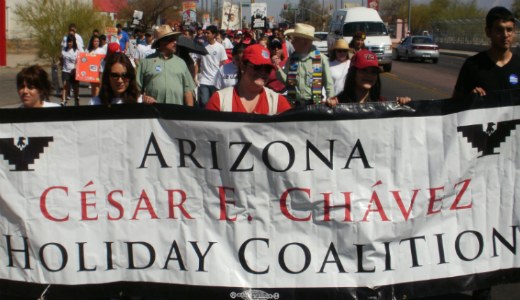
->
xmin=90 ymin=47 xmax=106 ymax=55
xmin=134 ymin=44 xmax=155 ymax=61
xmin=20 ymin=101 xmax=61 ymax=108
xmin=330 ymin=59 xmax=351 ymax=96
xmin=222 ymin=37 xmax=234 ymax=49
xmin=61 ymin=48 xmax=79 ymax=73
xmin=61 ymin=33 xmax=84 ymax=52
xmin=199 ymin=42 xmax=228 ymax=86
xmin=214 ymin=62 xmax=238 ymax=89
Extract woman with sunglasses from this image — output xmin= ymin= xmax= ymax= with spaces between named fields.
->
xmin=329 ymin=39 xmax=352 ymax=96
xmin=206 ymin=44 xmax=291 ymax=115
xmin=332 ymin=50 xmax=411 ymax=105
xmin=89 ymin=53 xmax=140 ymax=105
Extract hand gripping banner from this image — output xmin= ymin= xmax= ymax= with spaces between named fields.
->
xmin=0 ymin=96 xmax=519 ymax=299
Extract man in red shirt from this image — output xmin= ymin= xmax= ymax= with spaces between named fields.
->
xmin=206 ymin=44 xmax=291 ymax=115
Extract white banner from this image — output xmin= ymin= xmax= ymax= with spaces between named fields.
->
xmin=222 ymin=0 xmax=241 ymax=30
xmin=0 ymin=102 xmax=519 ymax=296
xmin=251 ymin=3 xmax=267 ymax=29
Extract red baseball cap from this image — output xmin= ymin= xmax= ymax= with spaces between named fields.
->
xmin=242 ymin=32 xmax=253 ymax=45
xmin=242 ymin=44 xmax=272 ymax=67
xmin=107 ymin=42 xmax=121 ymax=55
xmin=350 ymin=50 xmax=379 ymax=70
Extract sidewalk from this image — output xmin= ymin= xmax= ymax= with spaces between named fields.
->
xmin=439 ymin=49 xmax=477 ymax=58
xmin=1 ymin=52 xmax=50 ymax=69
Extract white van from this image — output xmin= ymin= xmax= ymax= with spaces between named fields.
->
xmin=327 ymin=7 xmax=393 ymax=72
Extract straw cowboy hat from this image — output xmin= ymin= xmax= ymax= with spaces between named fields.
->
xmin=283 ymin=28 xmax=294 ymax=36
xmin=332 ymin=39 xmax=350 ymax=50
xmin=152 ymin=25 xmax=181 ymax=49
xmin=285 ymin=23 xmax=318 ymax=41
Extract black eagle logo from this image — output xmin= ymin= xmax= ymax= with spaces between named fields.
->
xmin=0 ymin=137 xmax=54 ymax=171
xmin=457 ymin=120 xmax=520 ymax=157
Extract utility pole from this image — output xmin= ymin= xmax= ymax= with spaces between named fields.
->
xmin=408 ymin=0 xmax=412 ymax=35
xmin=322 ymin=0 xmax=325 ymax=31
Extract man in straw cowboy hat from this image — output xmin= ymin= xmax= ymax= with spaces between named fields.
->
xmin=274 ymin=23 xmax=334 ymax=106
xmin=137 ymin=25 xmax=196 ymax=106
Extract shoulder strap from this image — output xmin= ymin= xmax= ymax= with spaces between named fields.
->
xmin=311 ymin=50 xmax=323 ymax=104
xmin=264 ymin=88 xmax=279 ymax=115
xmin=217 ymin=87 xmax=235 ymax=112
xmin=218 ymin=87 xmax=279 ymax=114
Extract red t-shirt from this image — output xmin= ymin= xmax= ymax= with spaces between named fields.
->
xmin=206 ymin=87 xmax=292 ymax=115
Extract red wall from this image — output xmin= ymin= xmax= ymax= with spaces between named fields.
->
xmin=0 ymin=0 xmax=6 ymax=66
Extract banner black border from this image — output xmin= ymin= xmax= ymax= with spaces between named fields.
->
xmin=0 ymin=268 xmax=518 ymax=299
xmin=0 ymin=95 xmax=519 ymax=125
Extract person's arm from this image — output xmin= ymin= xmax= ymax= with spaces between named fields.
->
xmin=183 ymin=91 xmax=194 ymax=106
xmin=396 ymin=97 xmax=412 ymax=105
xmin=214 ymin=67 xmax=224 ymax=89
xmin=276 ymin=58 xmax=289 ymax=83
xmin=452 ymin=58 xmax=483 ymax=100
xmin=136 ymin=60 xmax=144 ymax=92
xmin=219 ymin=46 xmax=228 ymax=66
xmin=321 ymin=55 xmax=334 ymax=100
xmin=182 ymin=63 xmax=197 ymax=106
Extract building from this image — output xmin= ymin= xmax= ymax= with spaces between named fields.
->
xmin=4 ymin=0 xmax=126 ymax=40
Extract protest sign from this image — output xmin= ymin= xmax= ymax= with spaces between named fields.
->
xmin=75 ymin=52 xmax=105 ymax=83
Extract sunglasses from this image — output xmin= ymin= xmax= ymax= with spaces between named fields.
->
xmin=109 ymin=72 xmax=130 ymax=80
xmin=247 ymin=64 xmax=273 ymax=74
xmin=358 ymin=68 xmax=380 ymax=75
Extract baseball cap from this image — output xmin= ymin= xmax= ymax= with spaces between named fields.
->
xmin=270 ymin=40 xmax=282 ymax=50
xmin=350 ymin=50 xmax=379 ymax=70
xmin=242 ymin=32 xmax=252 ymax=45
xmin=107 ymin=42 xmax=121 ymax=54
xmin=353 ymin=31 xmax=366 ymax=40
xmin=242 ymin=44 xmax=273 ymax=67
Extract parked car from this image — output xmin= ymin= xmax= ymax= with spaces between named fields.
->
xmin=395 ymin=36 xmax=440 ymax=63
xmin=313 ymin=32 xmax=328 ymax=54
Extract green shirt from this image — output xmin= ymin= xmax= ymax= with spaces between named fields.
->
xmin=277 ymin=48 xmax=334 ymax=102
xmin=137 ymin=53 xmax=196 ymax=105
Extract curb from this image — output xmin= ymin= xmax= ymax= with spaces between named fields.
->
xmin=439 ymin=50 xmax=476 ymax=58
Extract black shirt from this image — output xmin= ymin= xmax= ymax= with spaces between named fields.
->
xmin=453 ymin=51 xmax=520 ymax=101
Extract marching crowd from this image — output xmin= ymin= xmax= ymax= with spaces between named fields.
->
xmin=10 ymin=5 xmax=520 ymax=300
xmin=17 ymin=6 xmax=518 ymax=119
xmin=17 ymin=21 xmax=414 ymax=112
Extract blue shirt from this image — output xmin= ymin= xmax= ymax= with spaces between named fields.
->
xmin=118 ymin=30 xmax=130 ymax=51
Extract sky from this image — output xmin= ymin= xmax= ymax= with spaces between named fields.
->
xmin=204 ymin=0 xmax=514 ymax=23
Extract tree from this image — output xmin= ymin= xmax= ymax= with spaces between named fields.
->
xmin=118 ymin=0 xmax=183 ymax=29
xmin=380 ymin=0 xmax=484 ymax=34
xmin=380 ymin=0 xmax=408 ymax=23
xmin=279 ymin=0 xmax=327 ymax=30
xmin=512 ymin=0 xmax=520 ymax=18
xmin=14 ymin=0 xmax=112 ymax=64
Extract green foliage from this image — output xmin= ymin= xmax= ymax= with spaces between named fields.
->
xmin=513 ymin=0 xmax=520 ymax=18
xmin=279 ymin=0 xmax=329 ymax=30
xmin=119 ymin=0 xmax=182 ymax=29
xmin=14 ymin=0 xmax=113 ymax=64
xmin=381 ymin=0 xmax=485 ymax=34
xmin=380 ymin=0 xmax=408 ymax=23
